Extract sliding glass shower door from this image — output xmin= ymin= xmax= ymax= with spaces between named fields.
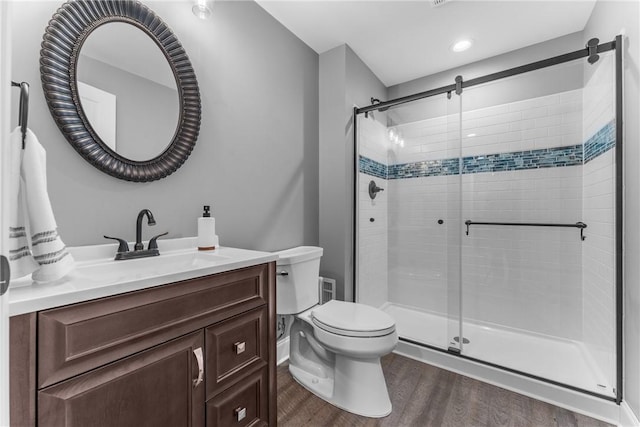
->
xmin=357 ymin=92 xmax=462 ymax=351
xmin=458 ymin=53 xmax=617 ymax=397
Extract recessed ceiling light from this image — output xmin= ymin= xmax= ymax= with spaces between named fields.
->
xmin=192 ymin=0 xmax=212 ymax=19
xmin=451 ymin=39 xmax=473 ymax=53
xmin=467 ymin=133 xmax=476 ymax=137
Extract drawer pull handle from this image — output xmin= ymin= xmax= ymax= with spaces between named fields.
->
xmin=193 ymin=347 xmax=204 ymax=387
xmin=234 ymin=341 xmax=246 ymax=354
xmin=234 ymin=406 xmax=247 ymax=422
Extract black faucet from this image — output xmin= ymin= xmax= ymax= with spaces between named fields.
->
xmin=104 ymin=209 xmax=168 ymax=260
xmin=135 ymin=209 xmax=156 ymax=250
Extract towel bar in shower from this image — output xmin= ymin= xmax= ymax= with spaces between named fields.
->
xmin=464 ymin=220 xmax=587 ymax=241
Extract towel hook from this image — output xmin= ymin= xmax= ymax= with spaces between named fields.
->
xmin=11 ymin=81 xmax=29 ymax=149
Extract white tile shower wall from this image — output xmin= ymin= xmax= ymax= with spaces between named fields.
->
xmin=359 ymin=173 xmax=388 ymax=308
xmin=388 ymin=166 xmax=585 ymax=339
xmin=582 ymin=151 xmax=616 ymax=386
xmin=583 ymin=54 xmax=615 ymax=142
xmin=392 ymin=89 xmax=583 ymax=165
xmin=461 ymin=166 xmax=583 ymax=339
xmin=357 ymin=116 xmax=389 ymax=308
xmin=359 ymin=115 xmax=389 ymax=166
xmin=582 ymin=54 xmax=616 ymax=387
xmin=388 ymin=175 xmax=453 ymax=316
xmin=385 ymin=91 xmax=588 ymax=340
xmin=381 ymin=81 xmax=615 ymax=347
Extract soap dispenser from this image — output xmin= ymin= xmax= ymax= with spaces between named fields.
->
xmin=197 ymin=205 xmax=219 ymax=251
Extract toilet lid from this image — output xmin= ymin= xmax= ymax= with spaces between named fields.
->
xmin=311 ymin=300 xmax=396 ymax=337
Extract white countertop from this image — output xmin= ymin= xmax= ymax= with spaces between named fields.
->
xmin=9 ymin=237 xmax=277 ymax=316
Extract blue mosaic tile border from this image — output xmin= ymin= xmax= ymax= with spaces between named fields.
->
xmin=358 ymin=122 xmax=615 ymax=179
xmin=462 ymin=145 xmax=583 ymax=175
xmin=359 ymin=156 xmax=387 ymax=179
xmin=584 ymin=120 xmax=616 ymax=163
xmin=388 ymin=158 xmax=459 ymax=179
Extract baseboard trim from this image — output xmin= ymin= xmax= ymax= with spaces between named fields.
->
xmin=277 ymin=336 xmax=290 ymax=366
xmin=620 ymin=401 xmax=640 ymax=427
xmin=394 ymin=340 xmax=622 ymax=426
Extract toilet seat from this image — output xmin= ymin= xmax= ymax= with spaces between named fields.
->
xmin=311 ymin=300 xmax=395 ymax=338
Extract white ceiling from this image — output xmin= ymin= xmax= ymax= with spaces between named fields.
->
xmin=255 ymin=0 xmax=597 ymax=87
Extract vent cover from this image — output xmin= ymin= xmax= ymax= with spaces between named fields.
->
xmin=318 ymin=277 xmax=336 ymax=304
xmin=431 ymin=0 xmax=449 ymax=7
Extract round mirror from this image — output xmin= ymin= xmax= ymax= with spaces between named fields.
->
xmin=40 ymin=0 xmax=201 ymax=182
xmin=76 ymin=22 xmax=179 ymax=161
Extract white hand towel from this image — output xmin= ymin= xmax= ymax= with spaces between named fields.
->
xmin=11 ymin=127 xmax=75 ymax=283
xmin=8 ymin=127 xmax=38 ymax=278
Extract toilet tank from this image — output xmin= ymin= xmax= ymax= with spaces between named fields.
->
xmin=274 ymin=246 xmax=323 ymax=314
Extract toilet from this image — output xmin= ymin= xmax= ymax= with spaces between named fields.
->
xmin=275 ymin=246 xmax=398 ymax=418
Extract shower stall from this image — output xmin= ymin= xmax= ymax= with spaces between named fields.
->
xmin=354 ymin=37 xmax=622 ymax=402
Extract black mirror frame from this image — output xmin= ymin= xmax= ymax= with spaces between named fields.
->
xmin=40 ymin=0 xmax=201 ymax=182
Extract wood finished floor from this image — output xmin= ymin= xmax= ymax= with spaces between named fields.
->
xmin=277 ymin=353 xmax=614 ymax=427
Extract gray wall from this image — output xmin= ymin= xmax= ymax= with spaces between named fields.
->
xmin=583 ymin=0 xmax=640 ymax=418
xmin=319 ymin=45 xmax=386 ymax=301
xmin=11 ymin=0 xmax=319 ymax=251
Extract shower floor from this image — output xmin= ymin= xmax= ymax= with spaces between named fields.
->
xmin=381 ymin=302 xmax=615 ymax=398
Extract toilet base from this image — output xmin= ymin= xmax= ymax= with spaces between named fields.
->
xmin=289 ymin=354 xmax=392 ymax=418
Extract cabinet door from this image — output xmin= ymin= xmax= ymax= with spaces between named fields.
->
xmin=38 ymin=331 xmax=205 ymax=427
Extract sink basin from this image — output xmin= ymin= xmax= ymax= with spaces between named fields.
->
xmin=76 ymin=250 xmax=230 ymax=283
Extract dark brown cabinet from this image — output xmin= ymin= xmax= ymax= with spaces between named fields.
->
xmin=10 ymin=262 xmax=276 ymax=427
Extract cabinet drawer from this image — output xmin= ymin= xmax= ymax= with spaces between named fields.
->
xmin=38 ymin=263 xmax=272 ymax=388
xmin=206 ymin=368 xmax=268 ymax=427
xmin=206 ymin=307 xmax=268 ymax=398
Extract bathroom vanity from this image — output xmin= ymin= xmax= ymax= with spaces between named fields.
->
xmin=8 ymin=239 xmax=277 ymax=427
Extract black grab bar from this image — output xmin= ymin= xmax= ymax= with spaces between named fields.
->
xmin=464 ymin=220 xmax=587 ymax=241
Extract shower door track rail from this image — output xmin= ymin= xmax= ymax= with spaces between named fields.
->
xmin=355 ymin=39 xmax=616 ymax=116
xmin=464 ymin=220 xmax=587 ymax=240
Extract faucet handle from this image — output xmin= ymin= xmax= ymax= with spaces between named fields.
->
xmin=148 ymin=232 xmax=168 ymax=250
xmin=104 ymin=236 xmax=130 ymax=253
